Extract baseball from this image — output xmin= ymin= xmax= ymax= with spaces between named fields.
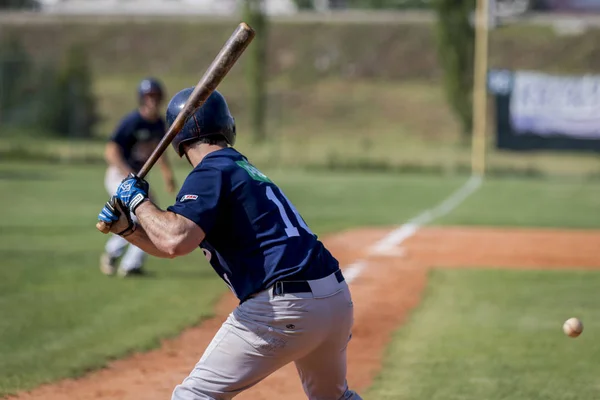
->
xmin=562 ymin=317 xmax=583 ymax=338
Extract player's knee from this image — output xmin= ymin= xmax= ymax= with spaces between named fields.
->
xmin=171 ymin=384 xmax=200 ymax=400
xmin=306 ymin=388 xmax=361 ymax=400
xmin=340 ymin=389 xmax=362 ymax=400
xmin=171 ymin=382 xmax=222 ymax=400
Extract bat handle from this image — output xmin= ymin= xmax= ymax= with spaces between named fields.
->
xmin=96 ymin=220 xmax=112 ymax=234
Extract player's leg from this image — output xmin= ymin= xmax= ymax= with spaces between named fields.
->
xmin=101 ymin=236 xmax=128 ymax=275
xmin=294 ymin=283 xmax=362 ymax=400
xmin=100 ymin=166 xmax=129 ymax=275
xmin=117 ymin=241 xmax=147 ymax=276
xmin=104 ymin=235 xmax=128 ymax=258
xmin=171 ymin=291 xmax=329 ymax=400
xmin=171 ymin=317 xmax=280 ymax=400
xmin=116 ymin=189 xmax=157 ymax=276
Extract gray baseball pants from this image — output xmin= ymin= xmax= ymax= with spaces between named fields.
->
xmin=172 ymin=270 xmax=362 ymax=400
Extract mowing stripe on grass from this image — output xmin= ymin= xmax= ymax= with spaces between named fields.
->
xmin=344 ymin=175 xmax=482 ymax=283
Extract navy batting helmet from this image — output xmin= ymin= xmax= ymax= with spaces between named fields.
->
xmin=138 ymin=77 xmax=164 ymax=102
xmin=166 ymin=88 xmax=236 ymax=157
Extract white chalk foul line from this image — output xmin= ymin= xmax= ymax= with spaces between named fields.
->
xmin=344 ymin=175 xmax=482 ymax=283
xmin=343 ymin=261 xmax=367 ymax=283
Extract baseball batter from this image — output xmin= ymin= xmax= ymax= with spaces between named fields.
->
xmin=98 ymin=88 xmax=362 ymax=400
xmin=100 ymin=77 xmax=177 ymax=277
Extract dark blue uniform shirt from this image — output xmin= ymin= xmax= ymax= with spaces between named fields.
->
xmin=110 ymin=110 xmax=166 ymax=172
xmin=167 ymin=148 xmax=340 ymax=302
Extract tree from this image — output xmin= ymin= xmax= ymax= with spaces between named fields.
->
xmin=433 ymin=0 xmax=476 ymax=139
xmin=243 ymin=0 xmax=269 ymax=143
xmin=0 ymin=34 xmax=33 ymax=126
xmin=0 ymin=0 xmax=40 ymax=10
xmin=38 ymin=44 xmax=99 ymax=138
xmin=345 ymin=0 xmax=430 ymax=9
xmin=0 ymin=36 xmax=99 ymax=137
xmin=293 ymin=0 xmax=314 ymax=9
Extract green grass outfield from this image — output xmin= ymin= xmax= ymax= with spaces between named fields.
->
xmin=4 ymin=79 xmax=600 ymax=179
xmin=1 ymin=161 xmax=599 ymax=395
xmin=0 ymin=161 xmax=463 ymax=396
xmin=438 ymin=176 xmax=600 ymax=229
xmin=367 ymin=269 xmax=600 ymax=400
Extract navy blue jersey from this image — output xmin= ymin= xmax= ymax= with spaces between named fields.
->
xmin=109 ymin=110 xmax=166 ymax=172
xmin=167 ymin=148 xmax=340 ymax=302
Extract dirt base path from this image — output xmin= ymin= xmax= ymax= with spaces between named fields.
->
xmin=9 ymin=226 xmax=600 ymax=400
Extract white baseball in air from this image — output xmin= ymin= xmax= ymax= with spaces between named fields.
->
xmin=563 ymin=317 xmax=583 ymax=338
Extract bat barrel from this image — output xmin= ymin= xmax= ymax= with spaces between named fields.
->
xmin=96 ymin=22 xmax=255 ymax=234
xmin=137 ymin=22 xmax=255 ymax=179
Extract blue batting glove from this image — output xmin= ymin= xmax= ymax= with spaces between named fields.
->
xmin=115 ymin=173 xmax=150 ymax=214
xmin=97 ymin=197 xmax=136 ymax=236
xmin=98 ymin=198 xmax=119 ymax=224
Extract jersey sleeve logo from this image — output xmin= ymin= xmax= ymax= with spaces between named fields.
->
xmin=180 ymin=194 xmax=198 ymax=202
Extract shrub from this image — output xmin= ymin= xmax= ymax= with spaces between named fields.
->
xmin=346 ymin=0 xmax=431 ymax=9
xmin=0 ymin=34 xmax=34 ymax=127
xmin=37 ymin=44 xmax=99 ymax=138
xmin=433 ymin=0 xmax=476 ymax=138
xmin=243 ymin=0 xmax=269 ymax=143
xmin=293 ymin=0 xmax=314 ymax=9
xmin=0 ymin=37 xmax=99 ymax=138
xmin=0 ymin=0 xmax=40 ymax=10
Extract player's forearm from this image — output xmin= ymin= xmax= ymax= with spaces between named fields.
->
xmin=133 ymin=201 xmax=197 ymax=258
xmin=124 ymin=224 xmax=173 ymax=258
xmin=105 ymin=143 xmax=134 ymax=176
xmin=114 ymin=159 xmax=135 ymax=177
xmin=158 ymin=156 xmax=174 ymax=180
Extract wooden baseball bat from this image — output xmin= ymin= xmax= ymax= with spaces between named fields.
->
xmin=96 ymin=22 xmax=255 ymax=234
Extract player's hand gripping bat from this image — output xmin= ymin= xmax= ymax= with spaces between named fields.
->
xmin=96 ymin=22 xmax=255 ymax=234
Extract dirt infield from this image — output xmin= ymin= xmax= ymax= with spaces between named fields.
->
xmin=9 ymin=226 xmax=600 ymax=400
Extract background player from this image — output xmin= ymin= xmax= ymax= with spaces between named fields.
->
xmin=97 ymin=88 xmax=362 ymax=399
xmin=100 ymin=77 xmax=177 ymax=277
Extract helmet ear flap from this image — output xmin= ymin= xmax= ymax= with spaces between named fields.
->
xmin=229 ymin=119 xmax=237 ymax=146
xmin=176 ymin=141 xmax=185 ymax=158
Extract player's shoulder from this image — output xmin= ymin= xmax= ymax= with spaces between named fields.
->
xmin=116 ymin=110 xmax=142 ymax=129
xmin=149 ymin=114 xmax=167 ymax=128
xmin=123 ymin=109 xmax=142 ymax=122
xmin=199 ymin=147 xmax=247 ymax=171
xmin=184 ymin=148 xmax=241 ymax=180
xmin=185 ymin=147 xmax=269 ymax=187
xmin=109 ymin=110 xmax=140 ymax=142
xmin=187 ymin=147 xmax=263 ymax=186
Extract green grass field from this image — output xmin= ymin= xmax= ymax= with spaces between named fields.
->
xmin=1 ymin=160 xmax=600 ymax=396
xmin=3 ymin=79 xmax=600 ymax=180
xmin=367 ymin=269 xmax=600 ymax=400
xmin=0 ymin=161 xmax=465 ymax=396
xmin=3 ymin=16 xmax=600 ymax=399
xmin=440 ymin=177 xmax=600 ymax=229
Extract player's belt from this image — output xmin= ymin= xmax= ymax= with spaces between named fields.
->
xmin=272 ymin=269 xmax=344 ymax=296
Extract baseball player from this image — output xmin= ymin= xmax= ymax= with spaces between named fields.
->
xmin=100 ymin=77 xmax=177 ymax=277
xmin=97 ymin=88 xmax=362 ymax=400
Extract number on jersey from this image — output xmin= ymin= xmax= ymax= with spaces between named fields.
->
xmin=266 ymin=186 xmax=313 ymax=238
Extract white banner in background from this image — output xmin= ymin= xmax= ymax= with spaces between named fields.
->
xmin=510 ymin=71 xmax=600 ymax=139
